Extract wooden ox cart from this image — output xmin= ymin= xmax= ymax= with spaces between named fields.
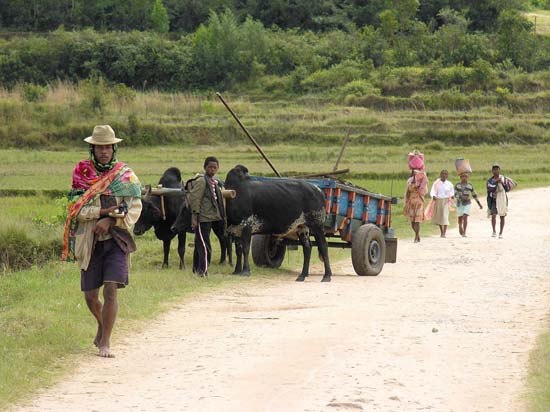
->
xmin=249 ymin=175 xmax=397 ymax=276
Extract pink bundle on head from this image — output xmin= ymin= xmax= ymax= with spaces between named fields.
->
xmin=408 ymin=151 xmax=425 ymax=170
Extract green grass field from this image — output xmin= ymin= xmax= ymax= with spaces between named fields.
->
xmin=1 ymin=141 xmax=550 ymax=410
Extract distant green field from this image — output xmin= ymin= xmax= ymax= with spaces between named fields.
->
xmin=1 ymin=143 xmax=547 ymax=193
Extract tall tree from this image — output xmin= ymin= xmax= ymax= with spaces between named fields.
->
xmin=150 ymin=0 xmax=169 ymax=32
xmin=164 ymin=0 xmax=233 ymax=32
xmin=497 ymin=9 xmax=535 ymax=68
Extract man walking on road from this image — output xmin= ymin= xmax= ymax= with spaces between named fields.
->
xmin=62 ymin=125 xmax=142 ymax=357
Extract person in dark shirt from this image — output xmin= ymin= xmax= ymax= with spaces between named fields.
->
xmin=454 ymin=172 xmax=482 ymax=237
xmin=486 ymin=164 xmax=513 ymax=239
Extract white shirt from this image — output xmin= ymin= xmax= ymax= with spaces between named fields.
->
xmin=430 ymin=179 xmax=454 ymax=199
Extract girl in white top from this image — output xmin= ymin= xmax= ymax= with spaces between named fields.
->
xmin=430 ymin=169 xmax=455 ymax=237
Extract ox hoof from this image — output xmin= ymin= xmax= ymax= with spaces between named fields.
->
xmin=295 ymin=276 xmax=306 ymax=282
xmin=232 ymin=271 xmax=250 ymax=277
xmin=321 ymin=276 xmax=332 ymax=283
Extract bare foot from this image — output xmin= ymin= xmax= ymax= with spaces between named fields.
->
xmin=93 ymin=326 xmax=102 ymax=348
xmin=98 ymin=346 xmax=115 ymax=358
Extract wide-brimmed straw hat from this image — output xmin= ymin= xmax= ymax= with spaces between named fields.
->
xmin=84 ymin=125 xmax=122 ymax=145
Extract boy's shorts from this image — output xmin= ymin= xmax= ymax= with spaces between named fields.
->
xmin=456 ymin=203 xmax=471 ymax=217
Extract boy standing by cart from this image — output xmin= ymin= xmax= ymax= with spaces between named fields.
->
xmin=188 ymin=156 xmax=225 ymax=276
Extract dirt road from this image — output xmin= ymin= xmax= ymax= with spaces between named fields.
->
xmin=13 ymin=188 xmax=550 ymax=412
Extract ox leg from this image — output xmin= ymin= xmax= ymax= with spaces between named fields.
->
xmin=233 ymin=237 xmax=243 ymax=274
xmin=241 ymin=229 xmax=252 ymax=276
xmin=212 ymin=220 xmax=227 ymax=264
xmin=227 ymin=233 xmax=233 ymax=266
xmin=162 ymin=239 xmax=171 ymax=268
xmin=312 ymin=226 xmax=332 ymax=282
xmin=296 ymin=231 xmax=312 ymax=282
xmin=177 ymin=232 xmax=186 ymax=270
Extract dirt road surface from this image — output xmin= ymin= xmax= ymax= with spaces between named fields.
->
xmin=12 ymin=187 xmax=550 ymax=412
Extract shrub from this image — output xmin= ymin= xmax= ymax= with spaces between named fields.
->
xmin=113 ymin=83 xmax=137 ymax=105
xmin=301 ymin=60 xmax=364 ymax=92
xmin=254 ymin=75 xmax=294 ymax=96
xmin=0 ymin=227 xmax=60 ymax=272
xmin=375 ymin=66 xmax=425 ymax=97
xmin=430 ymin=64 xmax=473 ymax=90
xmin=423 ymin=89 xmax=472 ymax=110
xmin=21 ymin=83 xmax=48 ymax=102
xmin=337 ymin=80 xmax=381 ymax=100
xmin=423 ymin=141 xmax=445 ymax=151
xmin=469 ymin=59 xmax=496 ymax=90
xmin=79 ymin=77 xmax=111 ymax=113
xmin=509 ymin=73 xmax=545 ymax=93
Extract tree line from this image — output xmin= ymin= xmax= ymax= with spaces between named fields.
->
xmin=0 ymin=0 xmax=530 ymax=33
xmin=0 ymin=6 xmax=547 ymax=93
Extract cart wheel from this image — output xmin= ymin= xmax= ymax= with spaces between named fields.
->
xmin=351 ymin=224 xmax=386 ymax=276
xmin=252 ymin=234 xmax=286 ymax=268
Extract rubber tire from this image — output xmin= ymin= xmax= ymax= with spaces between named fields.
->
xmin=351 ymin=224 xmax=386 ymax=276
xmin=251 ymin=234 xmax=286 ymax=268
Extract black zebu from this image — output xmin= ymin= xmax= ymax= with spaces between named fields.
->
xmin=133 ymin=167 xmax=187 ymax=269
xmin=224 ymin=165 xmax=332 ymax=282
xmin=134 ymin=168 xmax=231 ymax=269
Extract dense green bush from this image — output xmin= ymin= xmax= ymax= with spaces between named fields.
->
xmin=375 ymin=66 xmax=426 ymax=97
xmin=301 ymin=60 xmax=364 ymax=92
xmin=21 ymin=84 xmax=48 ymax=102
xmin=338 ymin=80 xmax=381 ymax=101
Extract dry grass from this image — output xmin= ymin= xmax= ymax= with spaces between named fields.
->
xmin=525 ymin=11 xmax=550 ymax=35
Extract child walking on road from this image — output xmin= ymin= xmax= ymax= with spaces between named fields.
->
xmin=455 ymin=173 xmax=483 ymax=237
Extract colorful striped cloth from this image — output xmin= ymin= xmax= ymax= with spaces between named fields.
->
xmin=61 ymin=160 xmax=141 ymax=261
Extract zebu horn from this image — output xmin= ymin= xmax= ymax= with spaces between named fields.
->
xmin=141 ymin=184 xmax=152 ymax=198
xmin=222 ymin=189 xmax=236 ymax=199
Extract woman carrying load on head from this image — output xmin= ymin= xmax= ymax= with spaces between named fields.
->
xmin=403 ymin=151 xmax=428 ymax=243
xmin=404 ymin=169 xmax=429 ymax=243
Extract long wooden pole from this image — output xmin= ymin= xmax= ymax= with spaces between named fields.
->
xmin=333 ymin=129 xmax=351 ymax=172
xmin=216 ymin=92 xmax=282 ymax=177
